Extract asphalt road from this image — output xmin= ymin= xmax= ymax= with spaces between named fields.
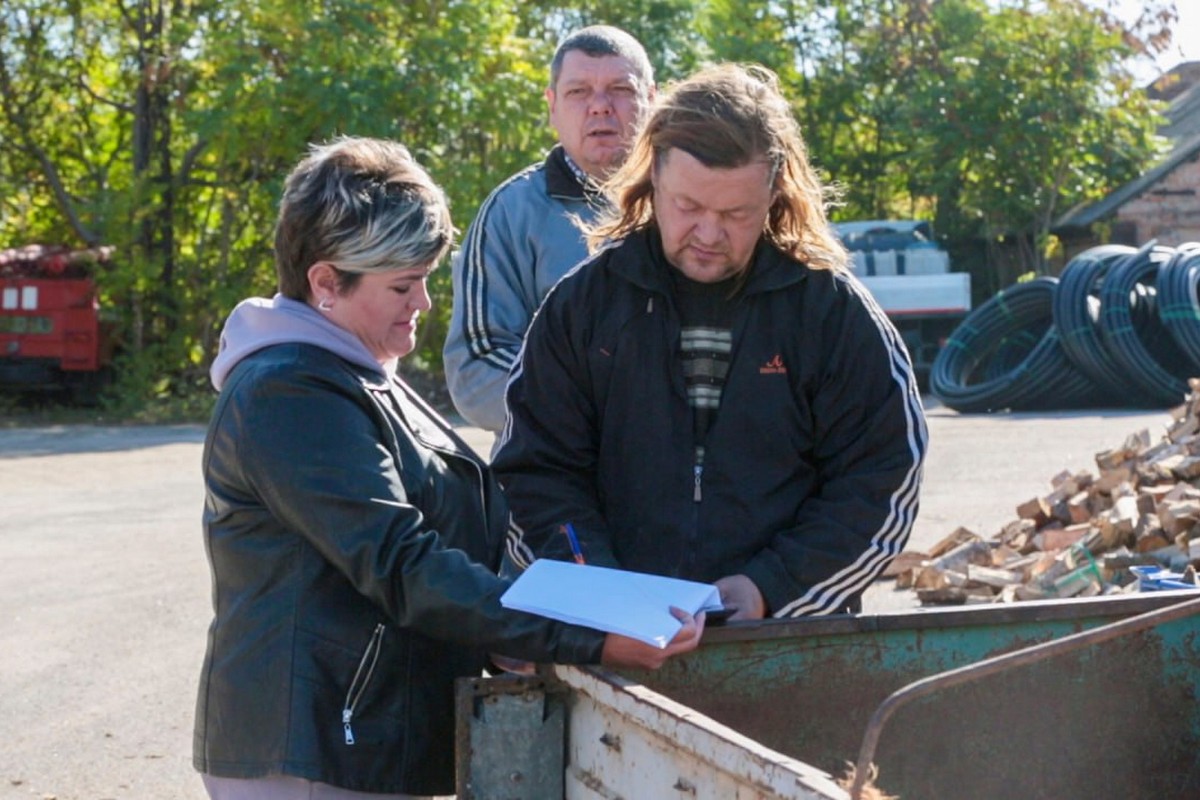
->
xmin=0 ymin=401 xmax=1177 ymax=800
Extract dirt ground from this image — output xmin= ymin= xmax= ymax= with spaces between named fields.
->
xmin=0 ymin=401 xmax=1178 ymax=800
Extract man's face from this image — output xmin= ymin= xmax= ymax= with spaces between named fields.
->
xmin=547 ymin=50 xmax=652 ymax=180
xmin=652 ymin=148 xmax=774 ymax=283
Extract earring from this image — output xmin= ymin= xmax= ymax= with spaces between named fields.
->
xmin=318 ymin=297 xmax=333 ymax=312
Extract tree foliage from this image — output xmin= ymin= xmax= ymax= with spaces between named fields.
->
xmin=0 ymin=0 xmax=1180 ymax=411
xmin=704 ymin=0 xmax=1168 ymax=288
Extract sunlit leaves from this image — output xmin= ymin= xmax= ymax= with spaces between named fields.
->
xmin=0 ymin=0 xmax=1179 ymax=403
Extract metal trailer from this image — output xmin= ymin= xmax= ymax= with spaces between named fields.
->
xmin=457 ymin=591 xmax=1200 ymax=799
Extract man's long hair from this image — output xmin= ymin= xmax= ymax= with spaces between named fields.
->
xmin=588 ymin=63 xmax=847 ymax=273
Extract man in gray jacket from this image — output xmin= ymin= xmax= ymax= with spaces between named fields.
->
xmin=443 ymin=25 xmax=655 ymax=435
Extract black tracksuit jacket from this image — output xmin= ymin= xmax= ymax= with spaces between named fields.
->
xmin=493 ymin=228 xmax=928 ymax=616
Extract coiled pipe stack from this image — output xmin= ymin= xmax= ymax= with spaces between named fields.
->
xmin=931 ymin=241 xmax=1200 ymax=412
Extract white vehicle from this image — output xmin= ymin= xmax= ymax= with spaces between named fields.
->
xmin=834 ymin=220 xmax=972 ymax=386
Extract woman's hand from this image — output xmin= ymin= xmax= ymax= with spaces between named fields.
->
xmin=599 ymin=607 xmax=705 ymax=670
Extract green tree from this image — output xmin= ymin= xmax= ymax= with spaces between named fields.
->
xmin=2 ymin=0 xmax=554 ymax=408
xmin=0 ymin=0 xmax=1182 ymax=414
xmin=908 ymin=1 xmax=1163 ymax=285
xmin=704 ymin=0 xmax=1167 ymax=294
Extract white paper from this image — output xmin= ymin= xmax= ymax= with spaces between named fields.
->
xmin=500 ymin=559 xmax=722 ymax=648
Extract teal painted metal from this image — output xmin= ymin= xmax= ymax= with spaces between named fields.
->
xmin=624 ymin=591 xmax=1200 ymax=800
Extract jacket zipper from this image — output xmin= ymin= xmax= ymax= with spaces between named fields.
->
xmin=693 ymin=462 xmax=703 ymax=502
xmin=342 ymin=623 xmax=385 ymax=745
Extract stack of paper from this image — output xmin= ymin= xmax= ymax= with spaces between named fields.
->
xmin=500 ymin=559 xmax=723 ymax=648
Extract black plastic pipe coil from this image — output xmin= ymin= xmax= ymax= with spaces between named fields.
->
xmin=1159 ymin=244 xmax=1200 ymax=371
xmin=932 ymin=240 xmax=1200 ymax=412
xmin=930 ymin=277 xmax=1096 ymax=412
xmin=1053 ymin=244 xmax=1146 ymax=403
xmin=1098 ymin=244 xmax=1192 ymax=405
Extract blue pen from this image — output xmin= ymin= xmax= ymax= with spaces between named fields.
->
xmin=561 ymin=523 xmax=586 ymax=565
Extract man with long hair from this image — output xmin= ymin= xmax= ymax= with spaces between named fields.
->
xmin=494 ymin=63 xmax=928 ymax=618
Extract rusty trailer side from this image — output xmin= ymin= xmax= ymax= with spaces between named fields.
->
xmin=631 ymin=591 xmax=1200 ymax=800
xmin=456 ymin=666 xmax=849 ymax=799
xmin=458 ymin=591 xmax=1199 ymax=799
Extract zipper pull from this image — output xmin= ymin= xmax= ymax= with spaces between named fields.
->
xmin=693 ymin=464 xmax=703 ymax=502
xmin=343 ymin=708 xmax=356 ymax=745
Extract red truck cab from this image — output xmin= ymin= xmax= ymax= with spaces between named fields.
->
xmin=0 ymin=245 xmax=116 ymax=403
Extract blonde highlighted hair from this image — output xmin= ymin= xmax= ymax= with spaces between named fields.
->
xmin=274 ymin=136 xmax=454 ymax=300
xmin=588 ymin=63 xmax=847 ymax=272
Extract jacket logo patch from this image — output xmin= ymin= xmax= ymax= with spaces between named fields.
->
xmin=759 ymin=354 xmax=787 ymax=375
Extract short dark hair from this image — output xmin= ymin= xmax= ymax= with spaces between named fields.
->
xmin=273 ymin=137 xmax=453 ymax=300
xmin=549 ymin=25 xmax=653 ymax=91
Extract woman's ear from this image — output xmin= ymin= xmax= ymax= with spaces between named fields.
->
xmin=307 ymin=262 xmax=338 ymax=307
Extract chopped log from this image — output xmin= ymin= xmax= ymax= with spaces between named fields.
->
xmin=1169 ymin=455 xmax=1200 ymax=480
xmin=1066 ymin=490 xmax=1093 ymax=523
xmin=1134 ymin=526 xmax=1172 ymax=554
xmin=916 ymin=587 xmax=968 ymax=605
xmin=1160 ymin=498 xmax=1200 ymax=537
xmin=995 ymin=553 xmax=1043 ymax=580
xmin=926 ymin=526 xmax=982 ymax=559
xmin=1136 ymin=462 xmax=1176 ymax=485
xmin=998 ymin=518 xmax=1038 ymax=551
xmin=1092 ymin=466 xmax=1132 ymax=495
xmin=1113 ymin=496 xmax=1140 ymax=534
xmin=1095 ymin=430 xmax=1150 ymax=470
xmin=1095 ymin=509 xmax=1133 ymax=550
xmin=1013 ymin=583 xmax=1054 ymax=601
xmin=1043 ymin=472 xmax=1079 ymax=509
xmin=966 ymin=564 xmax=1025 ymax=588
xmin=1134 ymin=514 xmax=1168 ymax=553
xmin=1034 ymin=524 xmax=1091 ymax=553
xmin=1016 ymin=496 xmax=1052 ymax=526
xmin=1029 ymin=553 xmax=1070 ymax=585
xmin=928 ymin=539 xmax=992 ymax=573
xmin=1162 ymin=483 xmax=1200 ymax=503
xmin=941 ymin=569 xmax=969 ymax=588
xmin=881 ymin=550 xmax=927 ymax=579
xmin=916 ymin=585 xmax=994 ymax=605
xmin=912 ymin=566 xmax=949 ymax=590
xmin=990 ymin=543 xmax=1019 ymax=562
xmin=1048 ymin=468 xmax=1074 ymax=489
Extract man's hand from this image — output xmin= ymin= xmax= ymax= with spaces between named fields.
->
xmin=714 ymin=574 xmax=766 ymax=620
xmin=600 ymin=607 xmax=704 ymax=670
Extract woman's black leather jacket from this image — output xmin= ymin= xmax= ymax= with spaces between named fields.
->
xmin=194 ymin=343 xmax=603 ymax=795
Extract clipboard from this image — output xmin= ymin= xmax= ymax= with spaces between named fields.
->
xmin=500 ymin=559 xmax=723 ymax=648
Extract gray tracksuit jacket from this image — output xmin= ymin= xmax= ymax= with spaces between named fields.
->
xmin=443 ymin=145 xmax=606 ymax=432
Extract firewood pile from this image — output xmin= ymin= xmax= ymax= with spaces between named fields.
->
xmin=896 ymin=379 xmax=1200 ymax=605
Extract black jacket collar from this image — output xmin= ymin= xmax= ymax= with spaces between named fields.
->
xmin=545 ymin=145 xmax=599 ymax=200
xmin=609 ymin=227 xmax=809 ymax=297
